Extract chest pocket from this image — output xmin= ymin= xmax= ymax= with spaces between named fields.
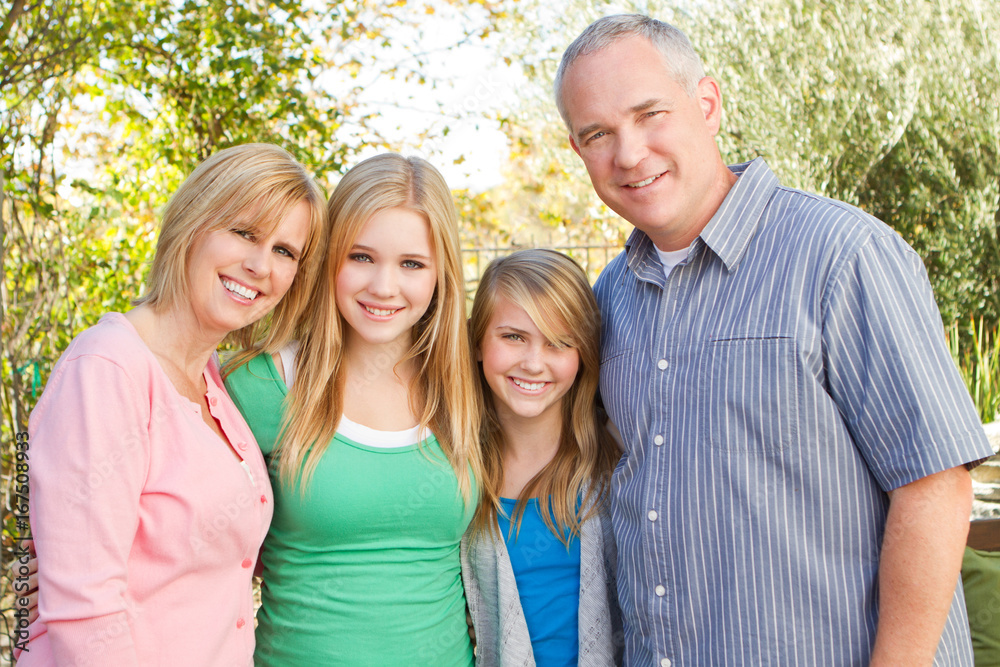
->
xmin=697 ymin=336 xmax=800 ymax=454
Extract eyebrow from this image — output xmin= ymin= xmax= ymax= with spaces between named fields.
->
xmin=495 ymin=324 xmax=530 ymax=335
xmin=574 ymin=98 xmax=665 ymax=143
xmin=351 ymin=244 xmax=433 ymax=262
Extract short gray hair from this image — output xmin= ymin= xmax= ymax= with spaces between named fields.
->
xmin=554 ymin=14 xmax=706 ymax=131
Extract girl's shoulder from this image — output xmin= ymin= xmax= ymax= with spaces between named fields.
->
xmin=224 ymin=349 xmax=288 ymax=406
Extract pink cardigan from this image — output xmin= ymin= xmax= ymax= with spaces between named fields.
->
xmin=17 ymin=313 xmax=273 ymax=666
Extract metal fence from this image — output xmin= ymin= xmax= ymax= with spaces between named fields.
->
xmin=462 ymin=241 xmax=623 ymax=303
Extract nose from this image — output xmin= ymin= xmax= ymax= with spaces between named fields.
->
xmin=242 ymin=246 xmax=272 ymax=278
xmin=519 ymin=344 xmax=545 ymax=374
xmin=369 ymin=265 xmax=399 ymax=298
xmin=613 ymin=128 xmax=648 ymax=171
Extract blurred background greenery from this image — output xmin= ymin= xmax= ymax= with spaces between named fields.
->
xmin=2 ymin=0 xmax=998 ymax=660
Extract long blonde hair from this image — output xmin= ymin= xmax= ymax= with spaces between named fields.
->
xmin=468 ymin=249 xmax=619 ymax=545
xmin=275 ymin=153 xmax=481 ymax=500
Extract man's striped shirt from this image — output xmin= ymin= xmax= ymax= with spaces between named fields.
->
xmin=595 ymin=157 xmax=992 ymax=666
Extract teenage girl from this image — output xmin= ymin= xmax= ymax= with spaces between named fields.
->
xmin=462 ymin=249 xmax=623 ymax=666
xmin=224 ymin=153 xmax=481 ymax=666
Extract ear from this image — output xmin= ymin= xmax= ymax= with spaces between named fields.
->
xmin=475 ymin=344 xmax=483 ymax=362
xmin=696 ymin=76 xmax=724 ymax=136
xmin=569 ymin=133 xmax=582 ymax=157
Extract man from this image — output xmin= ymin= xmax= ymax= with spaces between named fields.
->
xmin=555 ymin=14 xmax=994 ymax=666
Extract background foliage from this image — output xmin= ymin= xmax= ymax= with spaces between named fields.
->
xmin=3 ymin=0 xmax=999 ymax=659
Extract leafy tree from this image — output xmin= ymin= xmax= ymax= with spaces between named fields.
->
xmin=697 ymin=0 xmax=1000 ymax=326
xmin=0 ymin=0 xmax=504 ymax=652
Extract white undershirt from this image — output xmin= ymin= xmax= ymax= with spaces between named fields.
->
xmin=337 ymin=415 xmax=423 ymax=448
xmin=276 ymin=341 xmax=421 ymax=449
xmin=278 ymin=340 xmax=300 ymax=388
xmin=654 ymin=245 xmax=691 ymax=280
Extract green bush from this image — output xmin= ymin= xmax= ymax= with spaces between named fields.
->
xmin=948 ymin=319 xmax=1000 ymax=424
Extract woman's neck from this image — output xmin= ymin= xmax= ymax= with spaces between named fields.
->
xmin=341 ymin=334 xmax=421 ymax=431
xmin=499 ymin=410 xmax=562 ymax=498
xmin=125 ymin=304 xmax=220 ymax=384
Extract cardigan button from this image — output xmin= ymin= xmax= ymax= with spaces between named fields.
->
xmin=236 ymin=618 xmax=246 ymax=629
xmin=241 ymin=558 xmax=252 ymax=569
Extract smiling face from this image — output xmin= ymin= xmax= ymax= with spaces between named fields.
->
xmin=185 ymin=200 xmax=310 ymax=340
xmin=561 ymin=35 xmax=733 ymax=251
xmin=478 ymin=296 xmax=580 ymax=429
xmin=335 ymin=207 xmax=438 ymax=352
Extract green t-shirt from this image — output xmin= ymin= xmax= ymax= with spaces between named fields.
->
xmin=226 ymin=353 xmax=475 ymax=667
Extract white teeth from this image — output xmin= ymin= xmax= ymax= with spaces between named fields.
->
xmin=222 ymin=279 xmax=258 ymax=300
xmin=364 ymin=305 xmax=397 ymax=317
xmin=628 ymin=174 xmax=659 ymax=188
xmin=512 ymin=378 xmax=545 ymax=391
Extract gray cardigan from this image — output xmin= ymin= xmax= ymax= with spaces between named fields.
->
xmin=460 ymin=496 xmax=623 ymax=666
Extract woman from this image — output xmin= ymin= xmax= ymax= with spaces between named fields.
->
xmin=462 ymin=249 xmax=623 ymax=666
xmin=17 ymin=143 xmax=327 ymax=666
xmin=225 ymin=153 xmax=481 ymax=666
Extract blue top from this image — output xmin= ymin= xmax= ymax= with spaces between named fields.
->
xmin=594 ymin=157 xmax=994 ymax=666
xmin=497 ymin=497 xmax=581 ymax=667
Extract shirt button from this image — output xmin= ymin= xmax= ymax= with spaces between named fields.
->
xmin=648 ymin=510 xmax=658 ymax=522
xmin=661 ymin=659 xmax=672 ymax=667
xmin=657 ymin=359 xmax=668 ymax=370
xmin=655 ymin=585 xmax=666 ymax=597
xmin=653 ymin=434 xmax=664 ymax=446
xmin=241 ymin=558 xmax=252 ymax=569
xmin=237 ymin=441 xmax=248 ymax=451
xmin=236 ymin=618 xmax=246 ymax=629
xmin=210 ymin=396 xmax=218 ymax=406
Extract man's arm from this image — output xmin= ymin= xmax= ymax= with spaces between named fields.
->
xmin=869 ymin=465 xmax=972 ymax=666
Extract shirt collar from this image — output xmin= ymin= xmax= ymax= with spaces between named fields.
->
xmin=700 ymin=157 xmax=779 ymax=272
xmin=624 ymin=157 xmax=779 ymax=281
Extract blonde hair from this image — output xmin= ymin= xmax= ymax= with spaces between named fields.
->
xmin=468 ymin=249 xmax=619 ymax=545
xmin=138 ymin=143 xmax=327 ymax=353
xmin=275 ymin=153 xmax=481 ymax=500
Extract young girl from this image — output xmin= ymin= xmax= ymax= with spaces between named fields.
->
xmin=462 ymin=249 xmax=623 ymax=666
xmin=224 ymin=153 xmax=481 ymax=666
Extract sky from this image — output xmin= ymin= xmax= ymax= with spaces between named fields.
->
xmin=317 ymin=3 xmax=528 ymax=192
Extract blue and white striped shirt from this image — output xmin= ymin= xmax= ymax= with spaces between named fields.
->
xmin=594 ymin=158 xmax=993 ymax=666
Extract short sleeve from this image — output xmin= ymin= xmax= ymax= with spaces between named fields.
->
xmin=821 ymin=232 xmax=992 ymax=491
